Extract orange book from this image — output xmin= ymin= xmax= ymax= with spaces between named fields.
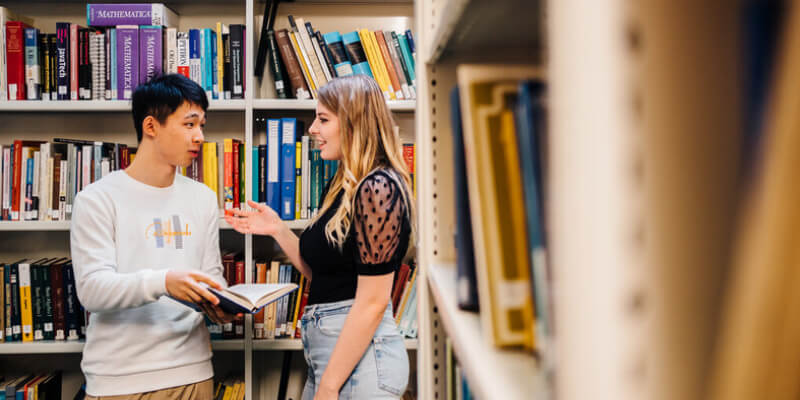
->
xmin=223 ymin=139 xmax=234 ymax=210
xmin=375 ymin=31 xmax=404 ymax=100
xmin=253 ymin=262 xmax=268 ymax=339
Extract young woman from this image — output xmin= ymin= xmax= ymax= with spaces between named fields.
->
xmin=225 ymin=75 xmax=414 ymax=400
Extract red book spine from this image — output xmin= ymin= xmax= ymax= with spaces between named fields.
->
xmin=5 ymin=22 xmax=29 ymax=100
xmin=294 ymin=282 xmax=310 ymax=339
xmin=70 ymin=24 xmax=78 ymax=100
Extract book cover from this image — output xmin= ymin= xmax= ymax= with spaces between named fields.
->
xmin=116 ymin=25 xmax=139 ymax=100
xmin=275 ymin=29 xmax=310 ymax=99
xmin=266 ymin=30 xmax=288 ymax=98
xmin=295 ymin=141 xmax=302 ymax=219
xmin=24 ymin=28 xmax=41 ymax=100
xmin=314 ymin=30 xmax=337 ymax=79
xmin=174 ymin=283 xmax=298 ymax=315
xmin=86 ymin=3 xmax=178 ymax=27
xmin=397 ymin=34 xmax=416 ymax=85
xmin=375 ymin=31 xmax=404 ymax=100
xmin=189 ymin=29 xmax=201 ymax=87
xmin=280 ymin=118 xmax=296 ymax=220
xmin=139 ymin=25 xmax=162 ymax=84
xmin=341 ymin=31 xmax=372 ymax=78
xmin=384 ymin=30 xmax=412 ymax=99
xmin=177 ymin=31 xmax=189 ymax=78
xmin=229 ymin=25 xmax=244 ymax=99
xmin=267 ymin=119 xmax=281 ymax=212
xmin=55 ymin=23 xmax=70 ymax=100
xmin=252 ymin=146 xmax=260 ymax=202
xmin=323 ymin=31 xmax=353 ymax=77
xmin=6 ymin=21 xmax=31 ymax=100
xmin=289 ymin=30 xmax=317 ymax=96
xmin=18 ymin=261 xmax=33 ymax=342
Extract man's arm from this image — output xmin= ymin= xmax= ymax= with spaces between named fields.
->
xmin=70 ymin=191 xmax=169 ymax=313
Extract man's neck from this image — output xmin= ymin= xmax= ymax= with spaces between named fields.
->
xmin=125 ymin=140 xmax=177 ymax=188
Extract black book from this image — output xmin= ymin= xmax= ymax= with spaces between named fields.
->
xmin=266 ymin=30 xmax=288 ymax=98
xmin=314 ymin=29 xmax=337 ymax=79
xmin=230 ymin=25 xmax=245 ymax=99
xmin=255 ymin=0 xmax=280 ymax=79
xmin=223 ymin=33 xmax=231 ymax=99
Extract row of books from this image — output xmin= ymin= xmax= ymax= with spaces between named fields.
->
xmin=0 ymin=139 xmax=135 ymax=221
xmin=445 ymin=340 xmax=476 ymax=400
xmin=1 ymin=259 xmax=86 ymax=343
xmin=0 ymin=373 xmax=64 ymax=399
xmin=263 ymin=14 xmax=417 ymax=101
xmin=1 ymin=4 xmax=246 ymax=101
xmin=450 ymin=67 xmax=549 ymax=356
xmin=214 ymin=375 xmax=245 ymax=400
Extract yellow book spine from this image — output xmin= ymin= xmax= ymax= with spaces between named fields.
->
xmin=370 ymin=30 xmax=399 ymax=99
xmin=291 ymin=275 xmax=305 ymax=335
xmin=211 ymin=142 xmax=219 ymax=199
xmin=295 ymin=142 xmax=302 ymax=219
xmin=395 ymin=267 xmax=417 ymax=321
xmin=216 ymin=22 xmax=224 ymax=98
xmin=289 ymin=31 xmax=317 ymax=96
xmin=359 ymin=29 xmax=393 ymax=100
xmin=203 ymin=143 xmax=212 ymax=190
xmin=18 ymin=263 xmax=33 ymax=342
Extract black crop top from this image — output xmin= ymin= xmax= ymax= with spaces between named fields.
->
xmin=299 ymin=168 xmax=412 ymax=305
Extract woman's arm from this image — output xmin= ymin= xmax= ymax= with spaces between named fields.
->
xmin=316 ymin=273 xmax=394 ymax=397
xmin=224 ymin=200 xmax=312 ymax=280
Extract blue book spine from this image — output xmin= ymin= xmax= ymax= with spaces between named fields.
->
xmin=280 ymin=118 xmax=297 ymax=220
xmin=404 ymin=29 xmax=415 ymax=54
xmin=252 ymin=146 xmax=260 ymax=202
xmin=110 ymin=28 xmax=117 ymax=99
xmin=323 ymin=31 xmax=354 ymax=77
xmin=189 ymin=29 xmax=201 ymax=87
xmin=341 ymin=31 xmax=372 ymax=78
xmin=267 ymin=119 xmax=282 ymax=212
xmin=25 ymin=158 xmax=34 ymax=219
xmin=24 ymin=28 xmax=41 ymax=100
xmin=210 ymin=30 xmax=219 ymax=100
xmin=397 ymin=34 xmax=415 ymax=84
xmin=203 ymin=28 xmax=213 ymax=97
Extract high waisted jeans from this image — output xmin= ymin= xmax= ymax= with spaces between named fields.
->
xmin=300 ymin=299 xmax=409 ymax=399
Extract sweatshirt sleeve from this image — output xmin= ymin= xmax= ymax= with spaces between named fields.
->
xmin=200 ymin=190 xmax=226 ymax=288
xmin=70 ymin=189 xmax=169 ymax=313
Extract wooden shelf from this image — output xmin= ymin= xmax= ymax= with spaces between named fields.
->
xmin=426 ymin=262 xmax=544 ymax=400
xmin=425 ymin=0 xmax=542 ymax=63
xmin=0 ymin=100 xmax=245 ymax=112
xmin=252 ymin=99 xmax=415 ymax=112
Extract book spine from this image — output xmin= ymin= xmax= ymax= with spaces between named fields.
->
xmin=314 ymin=30 xmax=337 ymax=78
xmin=39 ymin=33 xmax=48 ymax=101
xmin=230 ymin=25 xmax=244 ymax=99
xmin=50 ymin=263 xmax=65 ymax=340
xmin=116 ymin=26 xmax=138 ymax=100
xmin=2 ymin=266 xmax=9 ymax=340
xmin=266 ymin=30 xmax=287 ymax=98
xmin=341 ymin=31 xmax=372 ymax=78
xmin=48 ymin=34 xmax=58 ymax=100
xmin=105 ymin=30 xmax=112 ymax=99
xmin=10 ymin=264 xmax=21 ymax=341
xmin=41 ymin=263 xmax=53 ymax=340
xmin=31 ymin=264 xmax=44 ymax=340
xmin=222 ymin=31 xmax=231 ymax=99
xmin=110 ymin=28 xmax=117 ymax=99
xmin=64 ymin=263 xmax=80 ymax=340
xmin=295 ymin=141 xmax=302 ymax=219
xmin=293 ymin=17 xmax=327 ymax=86
xmin=304 ymin=22 xmax=332 ymax=81
xmin=12 ymin=141 xmax=22 ymax=221
xmin=25 ymin=28 xmax=41 ymax=100
xmin=166 ymin=27 xmax=177 ymax=74
xmin=210 ymin=29 xmax=219 ymax=99
xmin=6 ymin=22 xmax=29 ymax=100
xmin=280 ymin=118 xmax=296 ymax=220
xmin=275 ymin=29 xmax=310 ymax=99
xmin=177 ymin=31 xmax=190 ymax=78
xmin=397 ymin=34 xmax=416 ymax=85
xmin=139 ymin=25 xmax=162 ymax=84
xmin=18 ymin=263 xmax=33 ymax=342
xmin=301 ymin=136 xmax=310 ymax=219
xmin=323 ymin=31 xmax=354 ymax=77
xmin=70 ymin=24 xmax=78 ymax=100
xmin=267 ymin=119 xmax=281 ymax=212
xmin=87 ymin=4 xmax=176 ymax=27
xmin=216 ymin=23 xmax=224 ymax=98
xmin=258 ymin=144 xmax=266 ymax=204
xmin=289 ymin=31 xmax=317 ymax=97
xmin=0 ymin=265 xmax=4 ymax=342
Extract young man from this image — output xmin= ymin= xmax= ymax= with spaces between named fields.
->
xmin=70 ymin=74 xmax=236 ymax=399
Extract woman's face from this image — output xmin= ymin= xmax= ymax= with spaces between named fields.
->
xmin=309 ymin=104 xmax=343 ymax=160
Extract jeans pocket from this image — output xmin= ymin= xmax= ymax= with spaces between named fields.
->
xmin=372 ymin=335 xmax=409 ymax=396
xmin=318 ymin=313 xmax=347 ymax=337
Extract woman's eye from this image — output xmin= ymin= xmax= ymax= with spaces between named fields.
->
xmin=320 ymin=118 xmax=328 ymax=123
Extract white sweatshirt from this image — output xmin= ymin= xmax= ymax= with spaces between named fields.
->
xmin=70 ymin=170 xmax=225 ymax=396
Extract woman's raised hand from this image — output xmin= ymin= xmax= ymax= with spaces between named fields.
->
xmin=224 ymin=200 xmax=285 ymax=237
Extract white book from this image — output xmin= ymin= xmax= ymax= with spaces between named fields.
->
xmin=290 ymin=31 xmax=318 ymax=96
xmin=66 ymin=144 xmax=76 ymax=217
xmin=166 ymin=28 xmax=177 ymax=74
xmin=301 ymin=136 xmax=310 ymax=219
xmin=268 ymin=119 xmax=281 ymax=207
xmin=59 ymin=159 xmax=67 ymax=221
xmin=101 ymin=159 xmax=110 ymax=179
xmin=31 ymin=151 xmax=40 ymax=221
xmin=45 ymin=157 xmax=53 ymax=221
xmin=177 ymin=31 xmax=190 ymax=79
xmin=294 ymin=18 xmax=328 ymax=87
xmin=17 ymin=147 xmax=28 ymax=221
xmin=82 ymin=145 xmax=92 ymax=190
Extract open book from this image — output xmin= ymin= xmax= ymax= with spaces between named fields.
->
xmin=175 ymin=283 xmax=299 ymax=314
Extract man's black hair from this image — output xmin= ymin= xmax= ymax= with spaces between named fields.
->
xmin=131 ymin=74 xmax=209 ymax=143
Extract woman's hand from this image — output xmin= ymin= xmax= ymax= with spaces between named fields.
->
xmin=313 ymin=385 xmax=339 ymax=400
xmin=224 ymin=200 xmax=285 ymax=237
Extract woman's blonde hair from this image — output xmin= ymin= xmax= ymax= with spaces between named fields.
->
xmin=312 ymin=75 xmax=415 ymax=250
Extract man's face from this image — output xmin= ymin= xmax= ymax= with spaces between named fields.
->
xmin=152 ymin=102 xmax=206 ymax=168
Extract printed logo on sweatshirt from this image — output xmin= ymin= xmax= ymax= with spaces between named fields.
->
xmin=145 ymin=215 xmax=192 ymax=249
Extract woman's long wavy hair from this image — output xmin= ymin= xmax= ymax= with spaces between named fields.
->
xmin=311 ymin=75 xmax=416 ymax=250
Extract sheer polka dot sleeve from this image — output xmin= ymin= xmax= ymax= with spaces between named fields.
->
xmin=353 ymin=172 xmax=407 ymax=275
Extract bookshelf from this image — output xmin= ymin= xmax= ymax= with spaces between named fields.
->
xmin=0 ymin=0 xmax=419 ymax=399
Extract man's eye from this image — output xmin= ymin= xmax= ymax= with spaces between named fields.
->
xmin=186 ymin=123 xmax=194 ymax=128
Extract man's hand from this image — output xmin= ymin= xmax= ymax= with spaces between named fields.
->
xmin=166 ymin=270 xmax=222 ymax=306
xmin=198 ymin=302 xmax=242 ymax=325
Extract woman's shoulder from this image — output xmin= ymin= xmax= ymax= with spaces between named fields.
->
xmin=358 ymin=167 xmax=405 ymax=189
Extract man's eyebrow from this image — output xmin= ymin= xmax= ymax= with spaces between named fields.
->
xmin=184 ymin=111 xmax=204 ymax=119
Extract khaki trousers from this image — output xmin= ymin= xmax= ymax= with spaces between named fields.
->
xmin=85 ymin=378 xmax=214 ymax=400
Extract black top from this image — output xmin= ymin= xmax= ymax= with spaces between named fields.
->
xmin=299 ymin=168 xmax=412 ymax=305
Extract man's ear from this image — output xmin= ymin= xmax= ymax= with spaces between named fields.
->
xmin=142 ymin=115 xmax=159 ymax=139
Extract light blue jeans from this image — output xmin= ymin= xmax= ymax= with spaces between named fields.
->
xmin=300 ymin=299 xmax=409 ymax=399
